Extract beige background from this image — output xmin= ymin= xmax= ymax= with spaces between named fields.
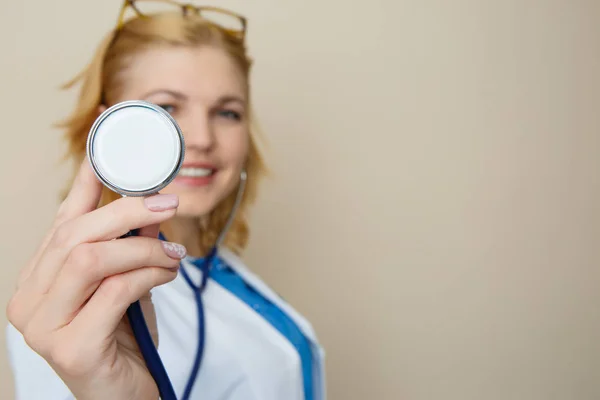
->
xmin=1 ymin=0 xmax=599 ymax=399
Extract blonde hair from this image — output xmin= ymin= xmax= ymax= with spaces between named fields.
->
xmin=56 ymin=12 xmax=267 ymax=254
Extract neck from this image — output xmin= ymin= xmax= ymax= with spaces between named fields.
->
xmin=160 ymin=216 xmax=206 ymax=258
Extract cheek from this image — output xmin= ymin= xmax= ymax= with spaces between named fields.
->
xmin=220 ymin=128 xmax=249 ymax=170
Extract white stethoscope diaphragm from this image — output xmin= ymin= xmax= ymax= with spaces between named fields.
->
xmin=86 ymin=100 xmax=185 ymax=197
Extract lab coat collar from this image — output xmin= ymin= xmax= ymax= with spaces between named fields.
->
xmin=214 ymin=247 xmax=327 ymax=400
xmin=158 ymin=232 xmax=320 ymax=345
xmin=158 ymin=232 xmax=326 ymax=400
xmin=215 ymin=247 xmax=321 ymax=345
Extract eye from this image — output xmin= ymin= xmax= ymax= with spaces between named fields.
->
xmin=217 ymin=109 xmax=242 ymax=121
xmin=157 ymin=104 xmax=176 ymax=114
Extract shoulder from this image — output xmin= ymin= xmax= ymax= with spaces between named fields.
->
xmin=217 ymin=247 xmax=324 ymax=351
xmin=216 ymin=248 xmax=327 ymax=399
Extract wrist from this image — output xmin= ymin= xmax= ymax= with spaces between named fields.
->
xmin=62 ymin=374 xmax=158 ymax=400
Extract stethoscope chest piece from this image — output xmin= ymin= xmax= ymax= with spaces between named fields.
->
xmin=86 ymin=100 xmax=185 ymax=197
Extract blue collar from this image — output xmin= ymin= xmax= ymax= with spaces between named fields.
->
xmin=158 ymin=231 xmax=214 ymax=271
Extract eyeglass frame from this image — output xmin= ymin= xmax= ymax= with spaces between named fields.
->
xmin=115 ymin=0 xmax=247 ymax=41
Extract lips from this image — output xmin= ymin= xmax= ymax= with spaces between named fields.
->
xmin=175 ymin=163 xmax=217 ymax=186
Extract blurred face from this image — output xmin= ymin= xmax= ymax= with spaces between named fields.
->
xmin=112 ymin=45 xmax=249 ymax=217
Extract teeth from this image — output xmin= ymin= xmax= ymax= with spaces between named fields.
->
xmin=179 ymin=168 xmax=213 ymax=177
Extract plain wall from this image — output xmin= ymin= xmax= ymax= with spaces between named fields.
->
xmin=1 ymin=0 xmax=599 ymax=399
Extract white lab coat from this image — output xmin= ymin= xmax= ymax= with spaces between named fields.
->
xmin=6 ymin=247 xmax=326 ymax=400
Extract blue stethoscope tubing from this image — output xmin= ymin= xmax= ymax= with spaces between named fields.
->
xmin=126 ymin=240 xmax=214 ymax=400
xmin=124 ymin=170 xmax=247 ymax=400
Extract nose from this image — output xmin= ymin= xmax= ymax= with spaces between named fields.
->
xmin=179 ymin=110 xmax=215 ymax=152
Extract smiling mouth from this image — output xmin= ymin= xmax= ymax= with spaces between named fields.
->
xmin=178 ymin=167 xmax=215 ymax=177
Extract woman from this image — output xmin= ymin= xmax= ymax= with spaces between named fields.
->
xmin=5 ymin=1 xmax=325 ymax=399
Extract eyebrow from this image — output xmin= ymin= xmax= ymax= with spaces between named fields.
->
xmin=217 ymin=95 xmax=246 ymax=106
xmin=142 ymin=89 xmax=187 ymax=100
xmin=142 ymin=90 xmax=246 ymax=106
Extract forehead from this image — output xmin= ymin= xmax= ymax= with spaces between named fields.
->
xmin=120 ymin=45 xmax=247 ymax=101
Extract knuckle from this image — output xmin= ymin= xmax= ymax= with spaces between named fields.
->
xmin=144 ymin=240 xmax=159 ymax=264
xmin=66 ymin=244 xmax=100 ymax=278
xmin=22 ymin=322 xmax=50 ymax=356
xmin=100 ymin=275 xmax=132 ymax=303
xmin=106 ymin=198 xmax=137 ymax=235
xmin=6 ymin=294 xmax=22 ymax=329
xmin=50 ymin=221 xmax=74 ymax=250
xmin=49 ymin=339 xmax=86 ymax=375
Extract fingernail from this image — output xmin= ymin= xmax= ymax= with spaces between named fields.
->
xmin=145 ymin=194 xmax=179 ymax=211
xmin=161 ymin=241 xmax=187 ymax=259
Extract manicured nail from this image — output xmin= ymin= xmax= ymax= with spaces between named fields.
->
xmin=161 ymin=241 xmax=187 ymax=259
xmin=144 ymin=194 xmax=179 ymax=211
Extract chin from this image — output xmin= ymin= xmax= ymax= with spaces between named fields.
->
xmin=176 ymin=194 xmax=217 ymax=217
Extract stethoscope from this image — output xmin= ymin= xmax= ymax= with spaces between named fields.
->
xmin=86 ymin=100 xmax=247 ymax=400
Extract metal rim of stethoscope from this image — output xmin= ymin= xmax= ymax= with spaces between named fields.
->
xmin=86 ymin=99 xmax=186 ymax=197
